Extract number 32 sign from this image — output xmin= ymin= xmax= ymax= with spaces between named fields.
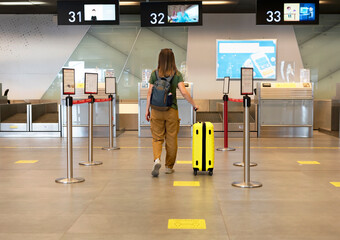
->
xmin=140 ymin=2 xmax=167 ymax=27
xmin=150 ymin=13 xmax=165 ymax=25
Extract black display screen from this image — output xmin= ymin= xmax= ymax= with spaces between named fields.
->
xmin=140 ymin=1 xmax=202 ymax=27
xmin=256 ymin=0 xmax=319 ymax=25
xmin=57 ymin=0 xmax=120 ymax=25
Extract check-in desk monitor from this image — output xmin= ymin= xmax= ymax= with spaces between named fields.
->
xmin=256 ymin=82 xmax=313 ymax=137
xmin=138 ymin=82 xmax=194 ymax=137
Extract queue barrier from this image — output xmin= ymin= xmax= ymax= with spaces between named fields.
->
xmin=232 ymin=96 xmax=262 ymax=188
xmin=232 ymin=96 xmax=257 ymax=167
xmin=56 ymin=96 xmax=85 ymax=184
xmin=229 ymin=98 xmax=243 ymax=103
xmin=101 ymin=95 xmax=120 ymax=151
xmin=79 ymin=96 xmax=102 ymax=166
xmin=56 ymin=95 xmax=120 ymax=183
xmin=94 ymin=98 xmax=111 ymax=103
xmin=217 ymin=95 xmax=236 ymax=152
xmin=73 ymin=99 xmax=92 ymax=105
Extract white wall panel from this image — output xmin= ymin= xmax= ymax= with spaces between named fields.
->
xmin=186 ymin=14 xmax=303 ymax=100
xmin=0 ymin=15 xmax=89 ymax=100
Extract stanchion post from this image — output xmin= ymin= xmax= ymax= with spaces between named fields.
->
xmin=233 ymin=96 xmax=257 ymax=167
xmin=102 ymin=94 xmax=120 ymax=151
xmin=79 ymin=95 xmax=103 ymax=166
xmin=232 ymin=95 xmax=262 ymax=188
xmin=217 ymin=94 xmax=235 ymax=151
xmin=56 ymin=96 xmax=85 ymax=184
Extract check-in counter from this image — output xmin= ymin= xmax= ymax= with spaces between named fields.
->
xmin=30 ymin=103 xmax=61 ymax=132
xmin=256 ymin=82 xmax=313 ymax=138
xmin=138 ymin=82 xmax=194 ymax=137
xmin=0 ymin=103 xmax=30 ymax=131
xmin=0 ymin=102 xmax=62 ymax=137
xmin=313 ymin=99 xmax=340 ymax=132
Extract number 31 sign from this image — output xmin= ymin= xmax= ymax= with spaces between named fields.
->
xmin=57 ymin=1 xmax=120 ymax=25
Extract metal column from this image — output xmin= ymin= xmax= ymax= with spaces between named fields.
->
xmin=56 ymin=96 xmax=85 ymax=184
xmin=217 ymin=94 xmax=235 ymax=151
xmin=102 ymin=94 xmax=120 ymax=151
xmin=233 ymin=96 xmax=257 ymax=167
xmin=232 ymin=96 xmax=262 ymax=188
xmin=79 ymin=96 xmax=102 ymax=166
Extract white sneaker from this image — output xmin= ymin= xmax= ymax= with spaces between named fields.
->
xmin=151 ymin=159 xmax=161 ymax=177
xmin=165 ymin=167 xmax=175 ymax=174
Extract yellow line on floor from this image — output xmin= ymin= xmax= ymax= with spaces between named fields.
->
xmin=15 ymin=160 xmax=39 ymax=164
xmin=176 ymin=161 xmax=192 ymax=164
xmin=297 ymin=161 xmax=320 ymax=165
xmin=173 ymin=181 xmax=200 ymax=187
xmin=168 ymin=219 xmax=206 ymax=229
xmin=330 ymin=182 xmax=340 ymax=187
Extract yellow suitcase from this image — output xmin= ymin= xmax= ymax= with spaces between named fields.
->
xmin=192 ymin=122 xmax=215 ymax=176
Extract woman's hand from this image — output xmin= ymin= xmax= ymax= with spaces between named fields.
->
xmin=145 ymin=109 xmax=151 ymax=122
xmin=194 ymin=105 xmax=199 ymax=111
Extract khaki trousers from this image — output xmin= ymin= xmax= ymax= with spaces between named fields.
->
xmin=150 ymin=108 xmax=180 ymax=169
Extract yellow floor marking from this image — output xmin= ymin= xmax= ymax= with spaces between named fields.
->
xmin=168 ymin=219 xmax=206 ymax=229
xmin=173 ymin=181 xmax=200 ymax=187
xmin=15 ymin=160 xmax=39 ymax=164
xmin=330 ymin=182 xmax=340 ymax=187
xmin=297 ymin=161 xmax=320 ymax=165
xmin=176 ymin=161 xmax=192 ymax=164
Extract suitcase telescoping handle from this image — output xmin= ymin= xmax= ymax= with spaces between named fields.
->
xmin=193 ymin=107 xmax=198 ymax=123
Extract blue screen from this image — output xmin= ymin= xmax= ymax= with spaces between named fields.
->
xmin=300 ymin=3 xmax=315 ymax=21
xmin=216 ymin=40 xmax=277 ymax=80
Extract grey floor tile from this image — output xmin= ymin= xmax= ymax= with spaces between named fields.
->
xmin=67 ymin=213 xmax=228 ymax=235
xmin=0 ymin=131 xmax=340 ymax=239
xmin=225 ymin=214 xmax=339 ymax=239
xmin=61 ymin=233 xmax=230 ymax=240
xmin=0 ymin=214 xmax=80 ymax=233
xmin=0 ymin=233 xmax=63 ymax=240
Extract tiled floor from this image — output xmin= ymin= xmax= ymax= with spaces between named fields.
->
xmin=0 ymin=131 xmax=340 ymax=239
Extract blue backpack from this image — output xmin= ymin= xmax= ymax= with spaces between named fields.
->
xmin=150 ymin=70 xmax=175 ymax=111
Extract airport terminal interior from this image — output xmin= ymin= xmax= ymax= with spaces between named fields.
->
xmin=0 ymin=0 xmax=340 ymax=239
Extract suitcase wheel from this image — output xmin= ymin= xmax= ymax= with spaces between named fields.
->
xmin=208 ymin=169 xmax=213 ymax=176
xmin=193 ymin=169 xmax=198 ymax=176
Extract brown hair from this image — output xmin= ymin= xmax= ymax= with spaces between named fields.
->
xmin=157 ymin=48 xmax=177 ymax=78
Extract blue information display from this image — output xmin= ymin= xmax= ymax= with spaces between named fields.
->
xmin=284 ymin=3 xmax=316 ymax=22
xmin=256 ymin=0 xmax=319 ymax=25
xmin=216 ymin=39 xmax=277 ymax=80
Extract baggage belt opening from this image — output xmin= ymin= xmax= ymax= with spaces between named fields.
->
xmin=196 ymin=101 xmax=257 ymax=133
xmin=31 ymin=103 xmax=60 ymax=132
xmin=0 ymin=103 xmax=29 ymax=131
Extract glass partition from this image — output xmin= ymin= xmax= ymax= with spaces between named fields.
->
xmin=42 ymin=15 xmax=188 ymax=101
xmin=294 ymin=14 xmax=340 ymax=99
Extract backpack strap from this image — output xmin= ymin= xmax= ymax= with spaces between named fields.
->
xmin=155 ymin=70 xmax=175 ymax=83
xmin=155 ymin=70 xmax=161 ymax=81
